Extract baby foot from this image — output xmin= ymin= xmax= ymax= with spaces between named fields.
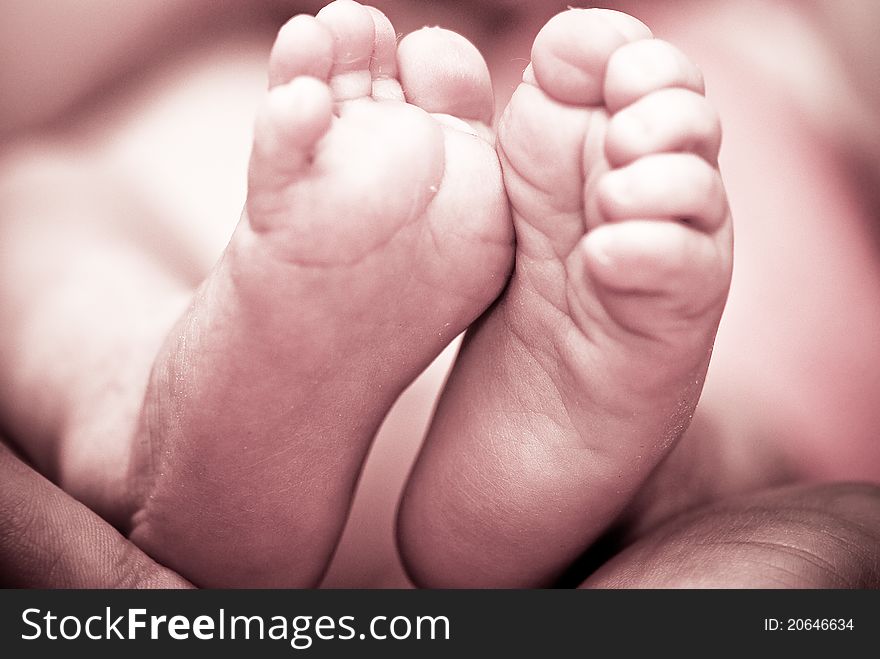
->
xmin=128 ymin=0 xmax=512 ymax=587
xmin=398 ymin=8 xmax=732 ymax=587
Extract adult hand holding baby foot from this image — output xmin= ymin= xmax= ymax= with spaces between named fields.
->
xmin=0 ymin=0 xmax=511 ymax=589
xmin=4 ymin=435 xmax=879 ymax=589
xmin=2 ymin=0 xmax=879 ymax=591
xmin=0 ymin=442 xmax=190 ymax=589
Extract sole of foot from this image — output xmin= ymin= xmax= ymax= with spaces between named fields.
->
xmin=398 ymin=7 xmax=732 ymax=588
xmin=128 ymin=0 xmax=512 ymax=587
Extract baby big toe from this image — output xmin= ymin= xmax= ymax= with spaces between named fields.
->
xmin=530 ymin=8 xmax=651 ymax=106
xmin=398 ymin=27 xmax=494 ymax=127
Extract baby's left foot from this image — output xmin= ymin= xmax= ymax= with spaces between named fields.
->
xmin=399 ymin=8 xmax=733 ymax=587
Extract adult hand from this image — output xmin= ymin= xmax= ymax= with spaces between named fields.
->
xmin=584 ymin=483 xmax=880 ymax=588
xmin=0 ymin=440 xmax=190 ymax=589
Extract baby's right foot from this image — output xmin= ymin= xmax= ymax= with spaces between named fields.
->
xmin=128 ymin=0 xmax=512 ymax=587
xmin=398 ymin=8 xmax=732 ymax=587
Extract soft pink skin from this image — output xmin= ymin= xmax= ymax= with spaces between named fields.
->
xmin=1 ymin=0 xmax=880 ymax=589
xmin=398 ymin=8 xmax=733 ymax=588
xmin=127 ymin=0 xmax=512 ymax=587
xmin=4 ymin=436 xmax=877 ymax=589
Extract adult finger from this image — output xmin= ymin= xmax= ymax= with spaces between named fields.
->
xmin=583 ymin=483 xmax=880 ymax=588
xmin=0 ymin=440 xmax=192 ymax=588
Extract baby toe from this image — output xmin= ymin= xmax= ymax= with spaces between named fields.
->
xmin=604 ymin=39 xmax=705 ymax=113
xmin=596 ymin=153 xmax=728 ymax=232
xmin=268 ymin=14 xmax=334 ymax=87
xmin=530 ymin=8 xmax=649 ymax=106
xmin=605 ymin=88 xmax=722 ymax=166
